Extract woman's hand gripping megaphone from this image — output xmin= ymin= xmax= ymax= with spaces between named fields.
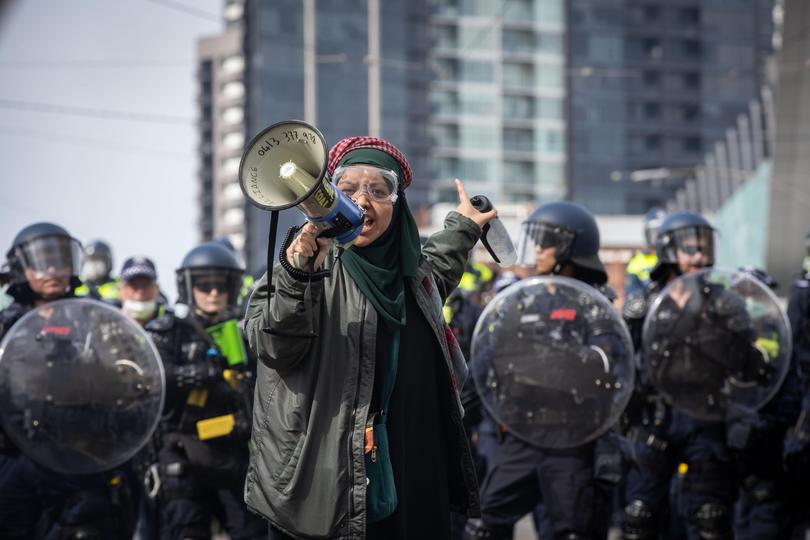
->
xmin=286 ymin=222 xmax=330 ymax=272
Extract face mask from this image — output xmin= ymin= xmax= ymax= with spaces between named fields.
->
xmin=123 ymin=299 xmax=157 ymax=321
xmin=82 ymin=260 xmax=108 ymax=282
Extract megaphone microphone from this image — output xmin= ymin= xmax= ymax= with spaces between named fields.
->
xmin=239 ymin=121 xmax=365 ymax=333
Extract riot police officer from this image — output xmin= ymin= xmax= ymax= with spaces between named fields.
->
xmin=622 ymin=212 xmax=768 ymax=540
xmin=725 ymin=266 xmax=804 ymax=538
xmin=0 ymin=222 xmax=127 ymax=539
xmin=466 ymin=202 xmax=622 ymax=540
xmin=145 ymin=241 xmax=265 ymax=540
xmin=625 ymin=208 xmax=666 ymax=297
xmin=76 ymin=240 xmax=120 ymax=304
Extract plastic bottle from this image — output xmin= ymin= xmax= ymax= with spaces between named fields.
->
xmin=469 ymin=195 xmax=517 ymax=267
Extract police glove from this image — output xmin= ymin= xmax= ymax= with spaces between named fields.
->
xmin=169 ymin=361 xmax=221 ymax=390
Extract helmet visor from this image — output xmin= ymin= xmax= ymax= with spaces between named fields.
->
xmin=515 ymin=222 xmax=575 ymax=268
xmin=13 ymin=236 xmax=82 ymax=282
xmin=333 ymin=164 xmax=399 ymax=203
xmin=661 ymin=226 xmax=715 ymax=266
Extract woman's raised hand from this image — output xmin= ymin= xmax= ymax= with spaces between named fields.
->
xmin=453 ymin=178 xmax=497 ymax=230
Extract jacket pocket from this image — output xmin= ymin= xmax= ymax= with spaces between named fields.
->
xmin=271 ymin=431 xmax=305 ymax=491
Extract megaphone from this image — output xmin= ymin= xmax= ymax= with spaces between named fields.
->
xmin=239 ymin=120 xmax=365 ymax=254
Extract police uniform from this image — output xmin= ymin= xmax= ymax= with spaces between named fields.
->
xmin=146 ymin=242 xmax=265 ymax=540
xmin=0 ymin=223 xmax=130 ymax=540
xmin=467 ymin=202 xmax=623 ymax=540
xmin=621 ymin=212 xmax=766 ymax=540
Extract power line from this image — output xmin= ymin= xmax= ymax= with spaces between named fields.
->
xmin=143 ymin=0 xmax=221 ymax=23
xmin=0 ymin=124 xmax=194 ymax=160
xmin=0 ymin=60 xmax=192 ymax=70
xmin=0 ymin=98 xmax=194 ymax=126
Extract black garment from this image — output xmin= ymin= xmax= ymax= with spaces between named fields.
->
xmin=146 ymin=312 xmax=264 ymax=540
xmin=367 ymin=288 xmax=453 ymax=540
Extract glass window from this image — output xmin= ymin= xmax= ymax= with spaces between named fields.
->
xmin=432 ymin=58 xmax=458 ymax=81
xmin=503 ymin=127 xmax=534 ymax=152
xmin=433 ymin=24 xmax=457 ymax=49
xmin=503 ymin=0 xmax=532 ymax=22
xmin=503 ymin=62 xmax=534 ymax=88
xmin=460 ymin=60 xmax=494 ymax=83
xmin=432 ymin=0 xmax=459 ymax=16
xmin=431 ymin=90 xmax=459 ymax=115
xmin=682 ymin=136 xmax=702 ymax=153
xmin=537 ymin=162 xmax=564 ymax=186
xmin=460 ymin=91 xmax=496 ymax=115
xmin=540 ymin=129 xmax=565 ymax=154
xmin=431 ymin=157 xmax=459 ymax=179
xmin=537 ymin=0 xmax=563 ymax=23
xmin=460 ymin=0 xmax=499 ymax=16
xmin=503 ymin=160 xmax=535 ymax=184
xmin=461 ymin=125 xmax=497 ymax=148
xmin=644 ymin=102 xmax=660 ymax=119
xmin=459 ymin=23 xmax=496 ymax=50
xmin=459 ymin=158 xmax=495 ymax=182
xmin=537 ymin=32 xmax=563 ymax=54
xmin=537 ymin=64 xmax=563 ymax=89
xmin=538 ymin=97 xmax=563 ymax=119
xmin=643 ymin=70 xmax=660 ymax=87
xmin=503 ymin=95 xmax=534 ymax=118
xmin=503 ymin=29 xmax=535 ymax=54
xmin=430 ymin=124 xmax=459 ymax=147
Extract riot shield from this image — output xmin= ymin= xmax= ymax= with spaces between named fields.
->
xmin=470 ymin=276 xmax=634 ymax=449
xmin=0 ymin=299 xmax=165 ymax=474
xmin=642 ymin=268 xmax=791 ymax=421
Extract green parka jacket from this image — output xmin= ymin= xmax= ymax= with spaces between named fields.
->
xmin=243 ymin=212 xmax=482 ymax=539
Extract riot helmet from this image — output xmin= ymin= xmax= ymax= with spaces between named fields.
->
xmin=176 ymin=242 xmax=244 ymax=317
xmin=643 ymin=207 xmax=666 ymax=250
xmin=515 ymin=201 xmax=607 ymax=285
xmin=737 ymin=266 xmax=778 ymax=290
xmin=81 ymin=240 xmax=113 ymax=283
xmin=651 ymin=211 xmax=715 ymax=282
xmin=5 ymin=222 xmax=83 ymax=301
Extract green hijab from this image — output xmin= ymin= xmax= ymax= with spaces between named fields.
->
xmin=338 ymin=149 xmax=422 ymax=330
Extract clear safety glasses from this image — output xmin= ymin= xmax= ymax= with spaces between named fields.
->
xmin=333 ymin=164 xmax=399 ymax=204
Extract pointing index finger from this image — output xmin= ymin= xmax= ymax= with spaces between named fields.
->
xmin=454 ymin=178 xmax=470 ymax=203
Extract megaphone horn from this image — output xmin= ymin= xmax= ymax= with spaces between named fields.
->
xmin=239 ymin=120 xmax=365 ymax=277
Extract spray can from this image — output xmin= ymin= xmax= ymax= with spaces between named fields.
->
xmin=469 ymin=195 xmax=517 ymax=267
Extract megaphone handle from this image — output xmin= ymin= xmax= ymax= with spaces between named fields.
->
xmin=292 ymin=244 xmax=320 ymax=271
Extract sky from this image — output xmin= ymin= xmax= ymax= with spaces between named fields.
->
xmin=0 ymin=0 xmax=224 ymax=299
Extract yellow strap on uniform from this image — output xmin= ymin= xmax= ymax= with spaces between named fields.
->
xmin=196 ymin=414 xmax=235 ymax=440
xmin=186 ymin=388 xmax=209 ymax=407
